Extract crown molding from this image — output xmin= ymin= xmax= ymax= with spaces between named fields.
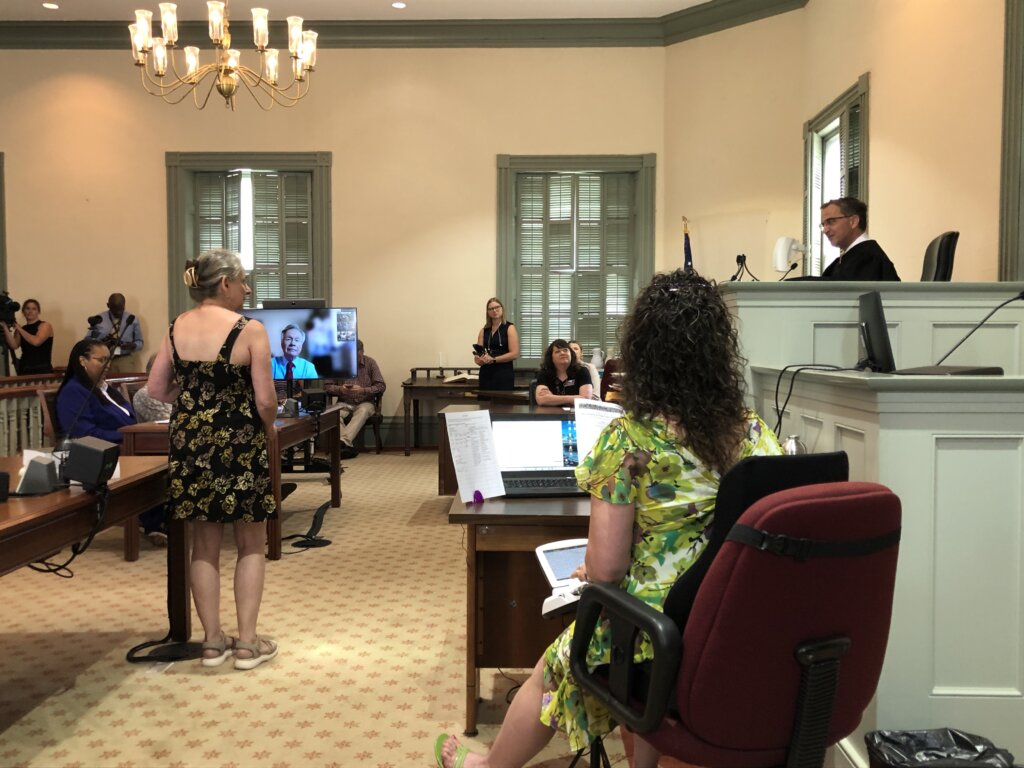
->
xmin=0 ymin=0 xmax=807 ymax=50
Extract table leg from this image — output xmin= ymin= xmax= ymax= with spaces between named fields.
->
xmin=413 ymin=398 xmax=421 ymax=450
xmin=268 ymin=454 xmax=282 ymax=561
xmin=404 ymin=390 xmax=412 ymax=456
xmin=123 ymin=516 xmax=140 ymax=561
xmin=330 ymin=420 xmax=341 ymax=507
xmin=168 ymin=518 xmax=191 ymax=641
xmin=465 ymin=523 xmax=479 ymax=736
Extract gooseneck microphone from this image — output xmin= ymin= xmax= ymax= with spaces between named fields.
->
xmin=778 ymin=262 xmax=799 ymax=281
xmin=934 ymin=291 xmax=1024 ymax=366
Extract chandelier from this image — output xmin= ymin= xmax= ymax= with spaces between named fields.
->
xmin=128 ymin=2 xmax=317 ymax=110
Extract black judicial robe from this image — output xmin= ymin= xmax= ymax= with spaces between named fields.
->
xmin=821 ymin=240 xmax=901 ymax=281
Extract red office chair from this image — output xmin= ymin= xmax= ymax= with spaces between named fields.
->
xmin=571 ymin=470 xmax=901 ymax=768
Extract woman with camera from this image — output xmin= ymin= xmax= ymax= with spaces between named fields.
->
xmin=1 ymin=298 xmax=54 ymax=375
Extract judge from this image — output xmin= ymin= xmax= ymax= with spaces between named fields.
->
xmin=819 ymin=197 xmax=900 ymax=281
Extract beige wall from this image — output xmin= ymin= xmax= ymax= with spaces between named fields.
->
xmin=0 ymin=0 xmax=1007 ymax=413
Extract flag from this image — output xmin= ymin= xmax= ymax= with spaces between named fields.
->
xmin=683 ymin=218 xmax=693 ymax=272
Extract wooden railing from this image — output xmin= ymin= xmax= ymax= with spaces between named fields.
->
xmin=0 ymin=372 xmax=147 ymax=456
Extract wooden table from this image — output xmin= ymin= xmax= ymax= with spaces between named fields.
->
xmin=120 ymin=405 xmax=342 ymax=560
xmin=437 ymin=403 xmax=567 ymax=495
xmin=402 ymin=367 xmax=532 ymax=455
xmin=448 ymin=494 xmax=590 ymax=736
xmin=0 ymin=455 xmax=191 ymax=641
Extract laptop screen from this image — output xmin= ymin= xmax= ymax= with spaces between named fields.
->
xmin=492 ymin=418 xmax=579 ymax=471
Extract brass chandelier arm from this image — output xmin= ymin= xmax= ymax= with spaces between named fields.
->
xmin=235 ymin=66 xmax=311 ymax=110
xmin=137 ymin=62 xmax=224 ymax=108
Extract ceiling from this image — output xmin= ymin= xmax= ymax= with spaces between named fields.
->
xmin=0 ymin=0 xmax=709 ymax=23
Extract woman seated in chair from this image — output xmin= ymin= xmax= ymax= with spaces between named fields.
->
xmin=435 ymin=269 xmax=782 ymax=768
xmin=56 ymin=339 xmax=136 ymax=443
xmin=56 ymin=340 xmax=167 ymax=545
xmin=533 ymin=339 xmax=594 ymax=406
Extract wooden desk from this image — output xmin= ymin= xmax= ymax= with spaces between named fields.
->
xmin=449 ymin=494 xmax=590 ymax=736
xmin=119 ymin=405 xmax=342 ymax=560
xmin=402 ymin=367 xmax=533 ymax=455
xmin=0 ymin=456 xmax=191 ymax=641
xmin=437 ymin=404 xmax=567 ymax=495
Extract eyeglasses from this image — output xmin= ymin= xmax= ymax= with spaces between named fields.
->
xmin=89 ymin=356 xmax=111 ymax=364
xmin=819 ymin=215 xmax=853 ymax=230
xmin=487 ymin=305 xmax=502 ymax=311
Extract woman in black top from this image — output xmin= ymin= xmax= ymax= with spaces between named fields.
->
xmin=474 ymin=296 xmax=519 ymax=391
xmin=1 ymin=298 xmax=54 ymax=375
xmin=534 ymin=339 xmax=594 ymax=406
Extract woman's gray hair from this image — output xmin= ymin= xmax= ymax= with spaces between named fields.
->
xmin=183 ymin=249 xmax=244 ymax=302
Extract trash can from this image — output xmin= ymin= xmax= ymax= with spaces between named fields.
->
xmin=865 ymin=729 xmax=1017 ymax=768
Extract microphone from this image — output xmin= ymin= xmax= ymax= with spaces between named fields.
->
xmin=934 ymin=291 xmax=1024 ymax=366
xmin=778 ymin=262 xmax=799 ymax=281
xmin=729 ymin=254 xmax=745 ymax=282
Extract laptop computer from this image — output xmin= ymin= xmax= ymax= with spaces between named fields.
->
xmin=491 ymin=411 xmax=585 ymax=498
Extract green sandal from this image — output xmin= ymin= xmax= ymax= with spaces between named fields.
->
xmin=433 ymin=733 xmax=470 ymax=768
xmin=233 ymin=637 xmax=278 ymax=670
xmin=200 ymin=634 xmax=236 ymax=668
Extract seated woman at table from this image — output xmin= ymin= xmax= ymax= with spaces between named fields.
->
xmin=56 ymin=340 xmax=167 ymax=545
xmin=434 ymin=269 xmax=782 ymax=768
xmin=1 ymin=298 xmax=54 ymax=375
xmin=533 ymin=339 xmax=593 ymax=406
xmin=56 ymin=339 xmax=136 ymax=443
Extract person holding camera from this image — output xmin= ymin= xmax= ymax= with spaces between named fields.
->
xmin=1 ymin=298 xmax=54 ymax=375
xmin=87 ymin=293 xmax=144 ymax=373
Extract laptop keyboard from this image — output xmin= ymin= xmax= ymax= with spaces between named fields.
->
xmin=504 ymin=476 xmax=583 ymax=497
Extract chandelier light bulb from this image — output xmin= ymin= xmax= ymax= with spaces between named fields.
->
xmin=286 ymin=16 xmax=303 ymax=57
xmin=152 ymin=37 xmax=168 ymax=75
xmin=129 ymin=23 xmax=146 ymax=64
xmin=134 ymin=9 xmax=154 ymax=50
xmin=184 ymin=45 xmax=200 ymax=76
xmin=158 ymin=3 xmax=178 ymax=45
xmin=251 ymin=8 xmax=269 ymax=50
xmin=301 ymin=30 xmax=317 ymax=70
xmin=265 ymin=48 xmax=280 ymax=84
xmin=207 ymin=1 xmax=225 ymax=44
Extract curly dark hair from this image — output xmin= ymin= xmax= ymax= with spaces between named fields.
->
xmin=618 ymin=269 xmax=748 ymax=474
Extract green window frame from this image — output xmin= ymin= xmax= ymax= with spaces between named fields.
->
xmin=166 ymin=152 xmax=331 ymax=318
xmin=803 ymin=73 xmax=869 ymax=275
xmin=496 ymin=154 xmax=655 ymax=368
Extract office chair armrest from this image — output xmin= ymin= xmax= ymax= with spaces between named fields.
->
xmin=569 ymin=582 xmax=681 ymax=734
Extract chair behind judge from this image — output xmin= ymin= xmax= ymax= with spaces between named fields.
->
xmin=920 ymin=230 xmax=958 ymax=281
xmin=570 ymin=453 xmax=902 ymax=768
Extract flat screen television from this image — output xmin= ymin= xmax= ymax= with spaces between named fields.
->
xmin=244 ymin=307 xmax=358 ymax=382
xmin=260 ymin=298 xmax=327 ymax=309
xmin=857 ymin=291 xmax=896 ymax=372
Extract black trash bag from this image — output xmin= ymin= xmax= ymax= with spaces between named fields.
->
xmin=866 ymin=728 xmax=1016 ymax=768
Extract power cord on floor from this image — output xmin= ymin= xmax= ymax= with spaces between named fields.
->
xmin=28 ymin=489 xmax=110 ymax=579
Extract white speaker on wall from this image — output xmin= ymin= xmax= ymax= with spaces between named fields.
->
xmin=773 ymin=236 xmax=807 ymax=272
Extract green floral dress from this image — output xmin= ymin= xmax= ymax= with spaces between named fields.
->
xmin=539 ymin=412 xmax=781 ymax=750
xmin=166 ymin=317 xmax=277 ymax=523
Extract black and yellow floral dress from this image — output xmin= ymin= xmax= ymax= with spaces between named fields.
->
xmin=166 ymin=316 xmax=276 ymax=523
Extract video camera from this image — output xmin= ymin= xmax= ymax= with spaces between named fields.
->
xmin=0 ymin=292 xmax=20 ymax=326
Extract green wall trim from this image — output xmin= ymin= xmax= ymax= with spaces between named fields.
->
xmin=1001 ymin=0 xmax=1023 ymax=281
xmin=0 ymin=0 xmax=808 ymax=50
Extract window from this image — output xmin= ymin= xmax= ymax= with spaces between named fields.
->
xmin=804 ymin=73 xmax=869 ymax=274
xmin=166 ymin=152 xmax=331 ymax=318
xmin=497 ymin=155 xmax=655 ymax=367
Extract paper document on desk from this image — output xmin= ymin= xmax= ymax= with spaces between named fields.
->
xmin=445 ymin=409 xmax=505 ymax=503
xmin=574 ymin=399 xmax=624 ymax=464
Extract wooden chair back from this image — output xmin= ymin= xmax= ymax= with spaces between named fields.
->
xmin=37 ymin=387 xmax=62 ymax=445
